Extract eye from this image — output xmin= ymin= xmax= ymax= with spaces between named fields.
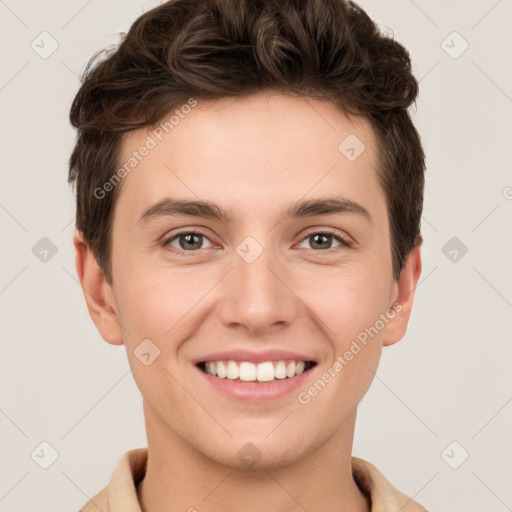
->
xmin=161 ymin=228 xmax=353 ymax=255
xmin=297 ymin=230 xmax=353 ymax=251
xmin=163 ymin=231 xmax=214 ymax=252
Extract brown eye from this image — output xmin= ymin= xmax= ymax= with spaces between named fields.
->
xmin=309 ymin=233 xmax=335 ymax=250
xmin=298 ymin=230 xmax=352 ymax=251
xmin=164 ymin=231 xmax=214 ymax=252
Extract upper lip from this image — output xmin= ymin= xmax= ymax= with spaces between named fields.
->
xmin=193 ymin=349 xmax=317 ymax=365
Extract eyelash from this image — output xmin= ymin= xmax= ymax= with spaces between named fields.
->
xmin=161 ymin=228 xmax=354 ymax=255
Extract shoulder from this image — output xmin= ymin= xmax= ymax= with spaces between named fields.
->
xmin=79 ymin=486 xmax=110 ymax=512
xmin=352 ymin=456 xmax=429 ymax=512
xmin=78 ymin=448 xmax=148 ymax=512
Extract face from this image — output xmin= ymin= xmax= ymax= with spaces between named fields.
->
xmin=76 ymin=91 xmax=420 ymax=469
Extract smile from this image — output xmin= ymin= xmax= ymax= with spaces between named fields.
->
xmin=197 ymin=359 xmax=317 ymax=383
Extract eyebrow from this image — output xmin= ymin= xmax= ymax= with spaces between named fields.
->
xmin=138 ymin=196 xmax=372 ymax=226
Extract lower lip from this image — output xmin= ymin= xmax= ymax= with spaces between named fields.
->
xmin=195 ymin=364 xmax=316 ymax=403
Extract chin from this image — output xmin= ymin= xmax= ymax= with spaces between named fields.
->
xmin=196 ymin=432 xmax=316 ymax=471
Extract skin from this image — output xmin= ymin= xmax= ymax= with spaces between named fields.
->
xmin=74 ymin=91 xmax=422 ymax=512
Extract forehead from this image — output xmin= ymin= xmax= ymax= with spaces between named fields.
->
xmin=114 ymin=92 xmax=383 ymax=223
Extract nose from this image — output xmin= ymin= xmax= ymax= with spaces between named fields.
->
xmin=217 ymin=240 xmax=300 ymax=335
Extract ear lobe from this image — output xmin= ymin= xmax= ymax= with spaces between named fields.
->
xmin=73 ymin=230 xmax=124 ymax=346
xmin=382 ymin=243 xmax=422 ymax=347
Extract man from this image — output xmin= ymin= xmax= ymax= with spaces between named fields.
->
xmin=69 ymin=0 xmax=427 ymax=510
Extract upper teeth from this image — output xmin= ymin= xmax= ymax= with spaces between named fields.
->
xmin=203 ymin=360 xmax=308 ymax=382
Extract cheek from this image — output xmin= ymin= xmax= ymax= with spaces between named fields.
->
xmin=113 ymin=260 xmax=223 ymax=369
xmin=113 ymin=269 xmax=200 ymax=407
xmin=298 ymin=262 xmax=392 ymax=345
xmin=294 ymin=269 xmax=390 ymax=420
xmin=116 ymin=270 xmax=191 ymax=340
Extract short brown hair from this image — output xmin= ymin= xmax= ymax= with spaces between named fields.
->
xmin=68 ymin=0 xmax=425 ymax=284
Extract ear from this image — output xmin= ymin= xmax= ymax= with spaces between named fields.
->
xmin=73 ymin=230 xmax=124 ymax=346
xmin=382 ymin=243 xmax=422 ymax=347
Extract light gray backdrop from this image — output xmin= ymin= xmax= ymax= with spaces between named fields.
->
xmin=1 ymin=0 xmax=511 ymax=510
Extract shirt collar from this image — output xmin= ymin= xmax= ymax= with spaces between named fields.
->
xmin=81 ymin=448 xmax=427 ymax=512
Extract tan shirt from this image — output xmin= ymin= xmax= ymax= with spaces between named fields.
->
xmin=79 ymin=448 xmax=428 ymax=512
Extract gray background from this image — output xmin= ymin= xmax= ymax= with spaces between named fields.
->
xmin=1 ymin=0 xmax=511 ymax=510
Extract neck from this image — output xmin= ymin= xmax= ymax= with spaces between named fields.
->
xmin=137 ymin=400 xmax=370 ymax=512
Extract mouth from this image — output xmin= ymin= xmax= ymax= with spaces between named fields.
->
xmin=196 ymin=359 xmax=318 ymax=383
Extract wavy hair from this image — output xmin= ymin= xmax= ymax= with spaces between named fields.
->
xmin=68 ymin=0 xmax=425 ymax=284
